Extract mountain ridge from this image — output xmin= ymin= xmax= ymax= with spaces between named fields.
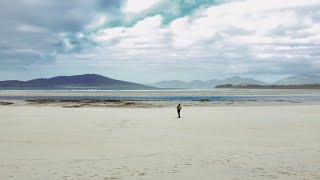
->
xmin=274 ymin=74 xmax=320 ymax=85
xmin=0 ymin=74 xmax=153 ymax=89
xmin=1 ymin=74 xmax=320 ymax=89
xmin=148 ymin=76 xmax=266 ymax=89
xmin=149 ymin=74 xmax=320 ymax=89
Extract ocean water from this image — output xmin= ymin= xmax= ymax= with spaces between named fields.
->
xmin=1 ymin=89 xmax=320 ymax=101
xmin=1 ymin=95 xmax=320 ymax=101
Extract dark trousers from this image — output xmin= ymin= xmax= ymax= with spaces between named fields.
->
xmin=177 ymin=110 xmax=181 ymax=118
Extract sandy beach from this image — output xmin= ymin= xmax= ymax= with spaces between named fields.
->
xmin=0 ymin=103 xmax=320 ymax=180
xmin=2 ymin=0 xmax=320 ymax=179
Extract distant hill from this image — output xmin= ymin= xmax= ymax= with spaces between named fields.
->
xmin=3 ymin=74 xmax=320 ymax=89
xmin=223 ymin=76 xmax=266 ymax=85
xmin=0 ymin=74 xmax=154 ymax=89
xmin=149 ymin=76 xmax=266 ymax=89
xmin=216 ymin=84 xmax=320 ymax=89
xmin=274 ymin=75 xmax=320 ymax=85
xmin=147 ymin=80 xmax=214 ymax=89
xmin=147 ymin=80 xmax=191 ymax=89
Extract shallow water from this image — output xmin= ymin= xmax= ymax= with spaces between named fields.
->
xmin=1 ymin=89 xmax=320 ymax=101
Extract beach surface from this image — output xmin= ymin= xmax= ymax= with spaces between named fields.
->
xmin=0 ymin=104 xmax=320 ymax=179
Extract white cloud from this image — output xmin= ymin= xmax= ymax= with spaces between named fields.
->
xmin=23 ymin=0 xmax=320 ymax=82
xmin=123 ymin=0 xmax=162 ymax=13
xmin=91 ymin=15 xmax=167 ymax=50
xmin=85 ymin=14 xmax=108 ymax=30
xmin=63 ymin=38 xmax=73 ymax=50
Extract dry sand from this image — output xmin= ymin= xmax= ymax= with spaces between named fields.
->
xmin=0 ymin=105 xmax=320 ymax=179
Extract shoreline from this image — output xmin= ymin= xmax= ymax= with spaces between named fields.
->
xmin=0 ymin=99 xmax=319 ymax=108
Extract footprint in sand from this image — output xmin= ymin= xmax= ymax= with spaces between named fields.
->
xmin=251 ymin=167 xmax=264 ymax=173
xmin=104 ymin=176 xmax=119 ymax=180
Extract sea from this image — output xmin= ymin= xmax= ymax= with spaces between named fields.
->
xmin=1 ymin=88 xmax=320 ymax=102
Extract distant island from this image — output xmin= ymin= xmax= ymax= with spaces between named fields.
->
xmin=215 ymin=84 xmax=320 ymax=89
xmin=148 ymin=76 xmax=266 ymax=89
xmin=1 ymin=74 xmax=320 ymax=90
xmin=0 ymin=74 xmax=154 ymax=89
xmin=148 ymin=74 xmax=320 ymax=89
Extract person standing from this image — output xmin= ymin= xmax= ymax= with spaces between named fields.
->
xmin=177 ymin=104 xmax=182 ymax=118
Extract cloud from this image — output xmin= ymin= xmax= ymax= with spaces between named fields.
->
xmin=0 ymin=0 xmax=123 ymax=72
xmin=85 ymin=14 xmax=108 ymax=30
xmin=1 ymin=0 xmax=320 ymax=82
xmin=123 ymin=0 xmax=162 ymax=13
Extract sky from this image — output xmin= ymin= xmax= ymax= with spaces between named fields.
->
xmin=0 ymin=0 xmax=320 ymax=83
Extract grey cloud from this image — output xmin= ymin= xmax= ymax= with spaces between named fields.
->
xmin=0 ymin=0 xmax=125 ymax=71
xmin=1 ymin=0 xmax=320 ymax=82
